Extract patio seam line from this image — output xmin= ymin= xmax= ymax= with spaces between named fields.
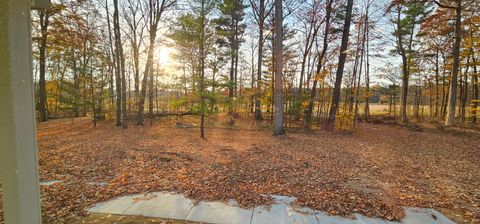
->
xmin=249 ymin=206 xmax=255 ymax=224
xmin=183 ymin=201 xmax=196 ymax=221
xmin=121 ymin=199 xmax=138 ymax=214
xmin=313 ymin=209 xmax=320 ymax=224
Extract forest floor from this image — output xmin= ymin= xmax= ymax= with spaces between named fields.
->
xmin=0 ymin=115 xmax=479 ymax=223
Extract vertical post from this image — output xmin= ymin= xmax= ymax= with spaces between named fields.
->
xmin=0 ymin=0 xmax=44 ymax=223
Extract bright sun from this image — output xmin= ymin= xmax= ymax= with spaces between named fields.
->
xmin=158 ymin=47 xmax=171 ymax=65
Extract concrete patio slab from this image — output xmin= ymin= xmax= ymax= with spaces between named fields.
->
xmin=185 ymin=201 xmax=253 ymax=224
xmin=315 ymin=211 xmax=360 ymax=224
xmin=251 ymin=200 xmax=318 ymax=224
xmin=251 ymin=195 xmax=318 ymax=224
xmin=88 ymin=195 xmax=140 ymax=214
xmin=402 ymin=207 xmax=455 ymax=224
xmin=86 ymin=192 xmax=456 ymax=224
xmin=288 ymin=207 xmax=319 ymax=224
xmin=353 ymin=213 xmax=397 ymax=224
xmin=122 ymin=192 xmax=195 ymax=220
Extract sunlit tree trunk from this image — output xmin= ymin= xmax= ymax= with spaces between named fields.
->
xmin=273 ymin=0 xmax=284 ymax=135
xmin=326 ymin=0 xmax=353 ymax=132
xmin=137 ymin=0 xmax=173 ymax=125
xmin=445 ymin=0 xmax=462 ymax=126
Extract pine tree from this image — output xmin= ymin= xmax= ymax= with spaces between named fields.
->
xmin=215 ymin=0 xmax=248 ymax=110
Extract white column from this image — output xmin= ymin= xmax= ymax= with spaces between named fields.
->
xmin=0 ymin=0 xmax=44 ymax=223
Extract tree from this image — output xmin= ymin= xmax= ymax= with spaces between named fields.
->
xmin=294 ymin=0 xmax=323 ymax=121
xmin=444 ymin=0 xmax=462 ymax=126
xmin=169 ymin=0 xmax=216 ymax=138
xmin=363 ymin=0 xmax=372 ymax=121
xmin=122 ymin=0 xmax=145 ymax=111
xmin=273 ymin=0 xmax=285 ymax=135
xmin=325 ymin=0 xmax=354 ymax=132
xmin=36 ymin=3 xmax=65 ymax=122
xmin=388 ymin=1 xmax=431 ymax=124
xmin=38 ymin=9 xmax=50 ymax=122
xmin=216 ymin=0 xmax=248 ymax=110
xmin=103 ymin=0 xmax=122 ymax=126
xmin=113 ymin=0 xmax=128 ymax=128
xmin=249 ymin=0 xmax=274 ymax=120
xmin=199 ymin=0 xmax=207 ymax=138
xmin=304 ymin=0 xmax=332 ymax=129
xmin=137 ymin=0 xmax=176 ymax=125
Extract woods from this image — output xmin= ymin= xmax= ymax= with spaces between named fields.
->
xmin=31 ymin=0 xmax=480 ymax=135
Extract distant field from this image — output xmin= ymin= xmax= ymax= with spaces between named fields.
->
xmin=357 ymin=104 xmax=436 ymax=116
xmin=367 ymin=104 xmax=390 ymax=114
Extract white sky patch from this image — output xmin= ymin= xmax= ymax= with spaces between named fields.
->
xmin=157 ymin=46 xmax=172 ymax=65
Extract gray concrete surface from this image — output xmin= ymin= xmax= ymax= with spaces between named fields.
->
xmin=87 ymin=192 xmax=455 ymax=224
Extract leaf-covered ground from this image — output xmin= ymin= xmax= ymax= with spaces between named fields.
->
xmin=1 ymin=116 xmax=479 ymax=223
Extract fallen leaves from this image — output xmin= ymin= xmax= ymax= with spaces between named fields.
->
xmin=0 ymin=116 xmax=479 ymax=223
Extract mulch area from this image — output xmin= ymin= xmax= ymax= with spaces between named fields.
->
xmin=1 ymin=116 xmax=479 ymax=223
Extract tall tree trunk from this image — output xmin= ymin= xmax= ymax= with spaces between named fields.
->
xmin=108 ymin=52 xmax=115 ymax=108
xmin=400 ymin=53 xmax=409 ymax=123
xmin=229 ymin=43 xmax=235 ymax=100
xmin=133 ymin=44 xmax=140 ymax=111
xmin=120 ymin=39 xmax=127 ymax=128
xmin=435 ymin=47 xmax=440 ymax=117
xmin=273 ymin=0 xmax=285 ymax=135
xmin=136 ymin=0 xmax=170 ymax=125
xmin=250 ymin=42 xmax=255 ymax=113
xmin=441 ymin=52 xmax=448 ymax=118
xmin=148 ymin=64 xmax=154 ymax=116
xmin=445 ymin=0 xmax=462 ymax=126
xmin=113 ymin=3 xmax=122 ymax=126
xmin=271 ymin=35 xmax=275 ymax=122
xmin=296 ymin=17 xmax=318 ymax=121
xmin=353 ymin=15 xmax=368 ymax=130
xmin=113 ymin=0 xmax=128 ymax=129
xmin=472 ymin=51 xmax=478 ymax=124
xmin=364 ymin=13 xmax=370 ymax=121
xmin=106 ymin=0 xmax=122 ymax=127
xmin=461 ymin=56 xmax=469 ymax=124
xmin=234 ymin=30 xmax=239 ymax=98
xmin=325 ymin=0 xmax=354 ymax=132
xmin=137 ymin=30 xmax=154 ymax=125
xmin=297 ymin=51 xmax=308 ymax=120
xmin=305 ymin=0 xmax=332 ymax=129
xmin=200 ymin=0 xmax=206 ymax=138
xmin=395 ymin=5 xmax=412 ymax=124
xmin=72 ymin=48 xmax=80 ymax=117
xmin=90 ymin=59 xmax=96 ymax=127
xmin=349 ymin=28 xmax=363 ymax=113
xmin=137 ymin=39 xmax=155 ymax=125
xmin=38 ymin=10 xmax=50 ymax=122
xmin=254 ymin=0 xmax=266 ymax=120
